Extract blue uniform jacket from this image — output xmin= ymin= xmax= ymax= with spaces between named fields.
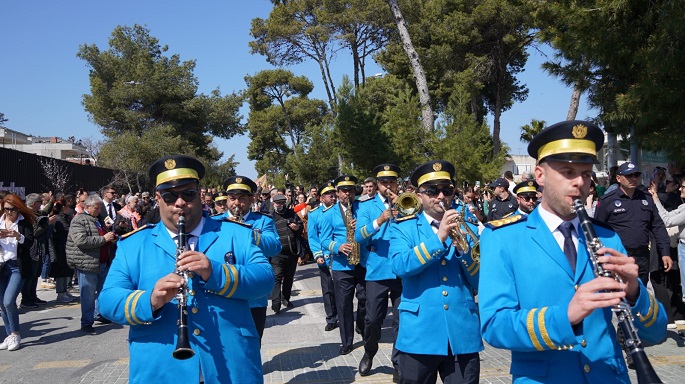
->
xmin=479 ymin=208 xmax=667 ymax=383
xmin=212 ymin=211 xmax=281 ymax=308
xmin=388 ymin=214 xmax=483 ymax=355
xmin=354 ymin=194 xmax=397 ymax=281
xmin=320 ymin=201 xmax=368 ymax=270
xmin=99 ymin=216 xmax=274 ymax=384
xmin=307 ymin=205 xmax=331 ymax=266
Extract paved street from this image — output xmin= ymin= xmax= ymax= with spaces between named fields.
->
xmin=1 ymin=263 xmax=685 ymax=383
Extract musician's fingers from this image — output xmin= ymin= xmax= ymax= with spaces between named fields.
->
xmin=595 ymin=248 xmax=628 ymax=260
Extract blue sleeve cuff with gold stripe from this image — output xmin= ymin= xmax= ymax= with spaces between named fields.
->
xmin=202 ymin=259 xmax=239 ymax=298
xmin=123 ymin=289 xmax=154 ymax=326
xmin=634 ymin=288 xmax=659 ymax=328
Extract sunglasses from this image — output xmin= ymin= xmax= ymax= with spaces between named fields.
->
xmin=214 ymin=201 xmax=227 ymax=206
xmin=160 ymin=190 xmax=198 ymax=204
xmin=420 ymin=186 xmax=454 ymax=197
xmin=3 ymin=207 xmax=18 ymax=213
xmin=519 ymin=194 xmax=536 ymax=202
xmin=623 ymin=173 xmax=642 ymax=179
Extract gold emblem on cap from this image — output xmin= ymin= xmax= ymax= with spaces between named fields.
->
xmin=164 ymin=159 xmax=176 ymax=170
xmin=235 ymin=177 xmax=242 ymax=183
xmin=433 ymin=162 xmax=442 ymax=171
xmin=384 ymin=165 xmax=390 ymax=171
xmin=528 ymin=181 xmax=534 ymax=186
xmin=345 ymin=176 xmax=350 ymax=181
xmin=572 ymin=124 xmax=588 ymax=139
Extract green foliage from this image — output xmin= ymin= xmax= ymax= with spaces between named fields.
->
xmin=0 ymin=112 xmax=7 ymax=125
xmin=203 ymin=154 xmax=239 ymax=189
xmin=536 ymin=0 xmax=685 ymax=158
xmin=519 ymin=119 xmax=546 ymax=144
xmin=433 ymin=89 xmax=507 ymax=184
xmin=245 ymin=69 xmax=329 ymax=182
xmin=78 ymin=24 xmax=245 ymax=178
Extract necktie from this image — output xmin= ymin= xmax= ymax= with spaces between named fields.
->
xmin=431 ymin=220 xmax=440 ymax=231
xmin=108 ymin=203 xmax=114 ymax=220
xmin=558 ymin=222 xmax=577 ymax=273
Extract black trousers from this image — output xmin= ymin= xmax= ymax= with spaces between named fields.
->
xmin=398 ymin=350 xmax=480 ymax=384
xmin=331 ymin=265 xmax=366 ymax=348
xmin=364 ymin=278 xmax=402 ymax=365
xmin=626 ymin=248 xmax=650 ymax=286
xmin=318 ymin=265 xmax=338 ymax=325
xmin=270 ymin=253 xmax=299 ymax=308
xmin=21 ymin=259 xmax=41 ymax=303
xmin=250 ymin=306 xmax=267 ymax=344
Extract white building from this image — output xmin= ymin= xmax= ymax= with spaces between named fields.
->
xmin=0 ymin=127 xmax=92 ymax=164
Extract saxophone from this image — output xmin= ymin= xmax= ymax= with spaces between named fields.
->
xmin=345 ymin=200 xmax=360 ymax=265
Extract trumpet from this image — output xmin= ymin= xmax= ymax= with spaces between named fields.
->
xmin=439 ymin=201 xmax=471 ymax=253
xmin=455 ymin=198 xmax=480 ymax=262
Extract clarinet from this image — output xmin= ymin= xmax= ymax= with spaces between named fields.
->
xmin=172 ymin=215 xmax=195 ymax=360
xmin=572 ymin=199 xmax=661 ymax=383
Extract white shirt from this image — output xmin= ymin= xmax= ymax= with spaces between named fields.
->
xmin=165 ymin=217 xmax=205 ymax=252
xmin=0 ymin=213 xmax=26 ymax=262
xmin=537 ymin=204 xmax=579 ymax=254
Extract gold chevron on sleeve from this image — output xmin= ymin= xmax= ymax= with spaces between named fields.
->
xmin=469 ymin=263 xmax=480 ymax=277
xmin=420 ymin=243 xmax=432 ymax=261
xmin=130 ymin=290 xmax=146 ymax=325
xmin=537 ymin=307 xmax=557 ymax=350
xmin=225 ymin=264 xmax=239 ymax=298
xmin=125 ymin=290 xmax=145 ymax=325
xmin=217 ymin=264 xmax=232 ymax=296
xmin=413 ymin=246 xmax=426 ymax=265
xmin=254 ymin=230 xmax=261 ymax=246
xmin=527 ymin=308 xmax=544 ymax=351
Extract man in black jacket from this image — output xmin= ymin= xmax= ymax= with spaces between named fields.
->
xmin=270 ymin=194 xmax=303 ymax=313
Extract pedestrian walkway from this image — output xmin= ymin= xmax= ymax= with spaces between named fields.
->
xmin=8 ymin=263 xmax=684 ymax=383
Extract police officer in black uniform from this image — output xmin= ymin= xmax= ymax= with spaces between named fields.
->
xmin=595 ymin=162 xmax=673 ymax=285
xmin=487 ymin=178 xmax=518 ymax=221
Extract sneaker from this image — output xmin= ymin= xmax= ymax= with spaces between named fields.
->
xmin=94 ymin=315 xmax=112 ymax=324
xmin=6 ymin=334 xmax=20 ymax=351
xmin=34 ymin=298 xmax=47 ymax=304
xmin=20 ymin=302 xmax=38 ymax=309
xmin=668 ymin=323 xmax=677 ymax=330
xmin=0 ymin=335 xmax=10 ymax=350
xmin=56 ymin=293 xmax=73 ymax=303
xmin=80 ymin=325 xmax=96 ymax=334
xmin=675 ymin=320 xmax=685 ymax=325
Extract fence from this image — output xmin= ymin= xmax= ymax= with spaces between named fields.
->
xmin=0 ymin=147 xmax=115 ymax=198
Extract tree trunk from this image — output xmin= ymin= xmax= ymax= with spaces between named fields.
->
xmin=386 ymin=0 xmax=433 ymax=133
xmin=351 ymin=37 xmax=360 ymax=88
xmin=316 ymin=60 xmax=336 ymax=114
xmin=492 ymin=72 xmax=504 ymax=155
xmin=566 ymin=84 xmax=582 ymax=120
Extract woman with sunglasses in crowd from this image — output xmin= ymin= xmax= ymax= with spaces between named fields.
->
xmin=0 ymin=193 xmax=35 ymax=351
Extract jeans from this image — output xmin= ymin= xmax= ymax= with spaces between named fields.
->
xmin=78 ymin=263 xmax=109 ymax=326
xmin=41 ymin=252 xmax=51 ymax=280
xmin=55 ymin=276 xmax=70 ymax=294
xmin=0 ymin=259 xmax=24 ymax=335
xmin=678 ymin=241 xmax=685 ymax=302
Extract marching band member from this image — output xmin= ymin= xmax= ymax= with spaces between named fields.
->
xmin=320 ymin=175 xmax=367 ymax=356
xmin=389 ymin=161 xmax=482 ymax=384
xmin=479 ymin=121 xmax=666 ymax=383
xmin=355 ymin=164 xmax=403 ymax=381
xmin=99 ymin=155 xmax=273 ymax=383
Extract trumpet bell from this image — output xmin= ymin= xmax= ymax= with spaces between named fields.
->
xmin=396 ymin=192 xmax=422 ymax=217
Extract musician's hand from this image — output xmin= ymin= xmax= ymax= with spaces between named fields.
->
xmin=151 ymin=273 xmax=183 ymax=311
xmin=567 ymin=276 xmax=627 ymax=325
xmin=316 ymin=257 xmax=325 ymax=265
xmin=437 ymin=209 xmax=459 ymax=243
xmin=349 ymin=218 xmax=357 ymax=228
xmin=377 ymin=209 xmax=393 ymax=225
xmin=177 ymin=250 xmax=213 ymax=282
xmin=339 ymin=243 xmax=353 ymax=256
xmin=662 ymin=255 xmax=673 ymax=272
xmin=596 ymin=247 xmax=640 ymax=301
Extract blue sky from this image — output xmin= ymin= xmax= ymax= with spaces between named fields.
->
xmin=1 ymin=1 xmax=595 ymax=179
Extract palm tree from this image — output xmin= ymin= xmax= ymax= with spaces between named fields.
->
xmin=519 ymin=119 xmax=546 ymax=143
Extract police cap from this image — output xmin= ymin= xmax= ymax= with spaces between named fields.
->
xmin=410 ymin=160 xmax=455 ymax=189
xmin=320 ymin=181 xmax=336 ymax=195
xmin=513 ymin=180 xmax=539 ymax=195
xmin=223 ymin=176 xmax=257 ymax=195
xmin=149 ymin=155 xmax=204 ymax=191
xmin=489 ymin=178 xmax=510 ymax=190
xmin=617 ymin=162 xmax=641 ymax=175
xmin=372 ymin=164 xmax=401 ymax=181
xmin=527 ymin=120 xmax=604 ymax=164
xmin=334 ymin=175 xmax=358 ymax=190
